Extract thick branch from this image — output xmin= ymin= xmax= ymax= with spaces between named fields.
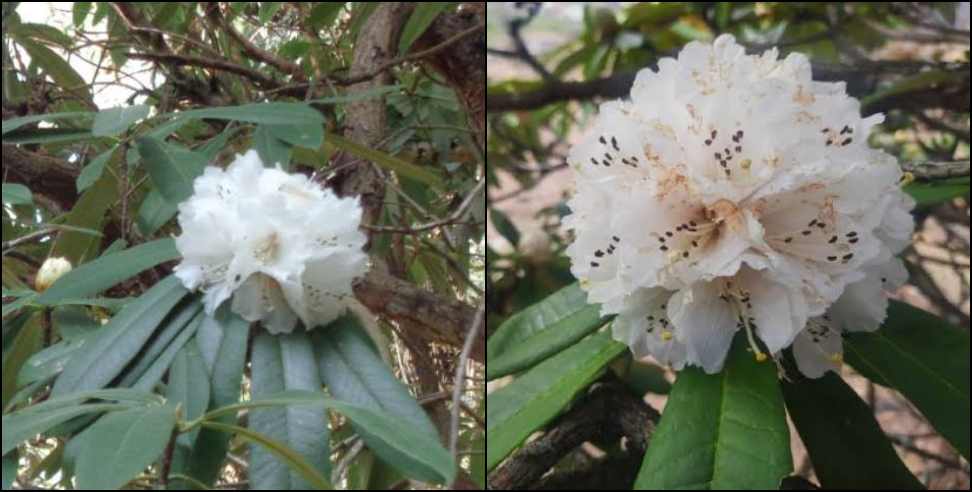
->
xmin=353 ymin=269 xmax=484 ymax=363
xmin=2 ymin=144 xmax=79 ymax=210
xmin=901 ymin=160 xmax=971 ymax=181
xmin=488 ymin=381 xmax=659 ymax=490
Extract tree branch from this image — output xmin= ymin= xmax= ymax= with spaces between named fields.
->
xmin=901 ymin=160 xmax=971 ymax=181
xmin=488 ymin=381 xmax=660 ymax=490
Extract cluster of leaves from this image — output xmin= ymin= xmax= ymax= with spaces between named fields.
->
xmin=486 ymin=2 xmax=970 ymax=490
xmin=3 ymin=2 xmax=485 ymax=490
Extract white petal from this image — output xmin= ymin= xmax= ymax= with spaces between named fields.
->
xmin=668 ymin=282 xmax=738 ymax=373
xmin=611 ymin=288 xmax=687 ymax=369
xmin=792 ymin=319 xmax=843 ymax=378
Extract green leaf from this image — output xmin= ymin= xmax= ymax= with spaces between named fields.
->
xmin=37 ymin=238 xmax=181 ymax=305
xmin=51 ymin=167 xmax=119 ymax=265
xmin=0 ymin=112 xmax=90 ymax=136
xmin=2 ymin=451 xmax=15 ymax=489
xmin=202 ymin=421 xmax=333 ymax=490
xmin=844 ymin=301 xmax=970 ymax=461
xmin=254 ymin=124 xmax=293 ymax=170
xmin=175 ymin=102 xmax=324 ymax=127
xmin=267 ymin=122 xmax=324 ymax=150
xmin=325 ymin=133 xmax=445 ymax=188
xmin=313 ymin=315 xmax=449 ymax=483
xmin=76 ymin=405 xmax=177 ymax=490
xmin=1 ymin=184 xmax=32 ymax=205
xmin=137 ymin=137 xmax=208 ymax=205
xmin=0 ymin=127 xmax=94 ymax=145
xmin=250 ymin=332 xmax=332 ymax=489
xmin=76 ymin=147 xmax=114 ymax=192
xmin=1 ymin=403 xmax=128 ymax=456
xmin=180 ymin=308 xmax=249 ymax=488
xmin=168 ymin=343 xmax=210 ymax=448
xmin=2 ymin=312 xmax=43 ymax=410
xmin=14 ymin=39 xmax=90 ymax=100
xmin=50 ymin=276 xmax=188 ymax=398
xmin=7 ymin=22 xmax=73 ymax=47
xmin=486 ymin=332 xmax=626 ymax=471
xmin=904 ymin=177 xmax=970 ymax=208
xmin=313 ymin=314 xmax=438 ymax=436
xmin=72 ymin=2 xmax=92 ymax=26
xmin=634 ymin=336 xmax=792 ymax=489
xmin=783 ymin=372 xmax=923 ymax=489
xmin=489 ymin=208 xmax=519 ymax=247
xmin=309 ymin=3 xmax=345 ymax=29
xmin=17 ymin=333 xmax=92 ymax=387
xmin=91 ymin=104 xmax=150 ymax=137
xmin=487 ymin=282 xmax=607 ymax=380
xmin=398 ymin=3 xmax=457 ymax=55
xmin=135 ymin=189 xmax=179 ymax=236
xmin=127 ymin=307 xmax=204 ymax=391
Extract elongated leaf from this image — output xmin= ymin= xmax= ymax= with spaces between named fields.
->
xmin=0 ymin=184 xmax=32 ymax=205
xmin=2 ymin=312 xmax=43 ymax=410
xmin=2 ymin=403 xmax=128 ymax=455
xmin=202 ymin=391 xmax=456 ymax=485
xmin=0 ymin=127 xmax=94 ymax=145
xmin=179 ymin=308 xmax=249 ymax=489
xmin=114 ymin=300 xmax=202 ymax=389
xmin=37 ymin=238 xmax=180 ymax=305
xmin=17 ymin=333 xmax=92 ymax=387
xmin=254 ymin=124 xmax=293 ymax=170
xmin=267 ymin=122 xmax=324 ymax=150
xmin=202 ymin=421 xmax=333 ymax=490
xmin=175 ymin=102 xmax=324 ymax=126
xmin=487 ymin=332 xmax=626 ymax=471
xmin=904 ymin=177 xmax=970 ymax=208
xmin=488 ymin=283 xmax=606 ymax=380
xmin=91 ymin=104 xmax=150 ymax=137
xmin=129 ymin=308 xmax=204 ymax=391
xmin=73 ymin=2 xmax=91 ymax=26
xmin=51 ymin=168 xmax=118 ymax=265
xmin=76 ymin=405 xmax=177 ymax=490
xmin=326 ymin=133 xmax=444 ymax=187
xmin=634 ymin=336 xmax=792 ymax=489
xmin=783 ymin=372 xmax=923 ymax=489
xmin=7 ymin=23 xmax=73 ymax=48
xmin=15 ymin=38 xmax=89 ymax=99
xmin=313 ymin=315 xmax=451 ymax=483
xmin=844 ymin=301 xmax=970 ymax=460
xmin=76 ymin=147 xmax=114 ymax=192
xmin=167 ymin=343 xmax=210 ymax=447
xmin=313 ymin=314 xmax=437 ymax=435
xmin=137 ymin=137 xmax=208 ymax=204
xmin=250 ymin=332 xmax=331 ymax=489
xmin=2 ymin=451 xmax=15 ymax=489
xmin=50 ymin=276 xmax=188 ymax=398
xmin=398 ymin=3 xmax=457 ymax=55
xmin=0 ymin=111 xmax=92 ymax=136
xmin=135 ymin=189 xmax=179 ymax=236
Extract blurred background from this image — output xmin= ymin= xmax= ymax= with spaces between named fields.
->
xmin=486 ymin=2 xmax=970 ymax=488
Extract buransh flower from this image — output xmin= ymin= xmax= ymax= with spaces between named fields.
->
xmin=564 ymin=34 xmax=915 ymax=376
xmin=174 ymin=150 xmax=369 ymax=335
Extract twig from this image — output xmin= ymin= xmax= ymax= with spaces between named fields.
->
xmin=363 ymin=180 xmax=484 ymax=234
xmin=901 ymin=160 xmax=971 ymax=181
xmin=1 ymin=228 xmax=56 ymax=254
xmin=888 ymin=435 xmax=970 ymax=472
xmin=449 ymin=303 xmax=485 ymax=483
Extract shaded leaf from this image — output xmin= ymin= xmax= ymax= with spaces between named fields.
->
xmin=91 ymin=104 xmax=150 ymax=137
xmin=2 ymin=312 xmax=43 ymax=410
xmin=137 ymin=137 xmax=208 ymax=204
xmin=783 ymin=372 xmax=923 ymax=489
xmin=326 ymin=133 xmax=445 ymax=188
xmin=38 ymin=238 xmax=180 ymax=305
xmin=250 ymin=332 xmax=332 ymax=489
xmin=399 ymin=3 xmax=457 ymax=55
xmin=487 ymin=282 xmax=606 ymax=380
xmin=176 ymin=102 xmax=324 ymax=126
xmin=50 ymin=276 xmax=188 ymax=398
xmin=844 ymin=301 xmax=970 ymax=460
xmin=76 ymin=147 xmax=114 ymax=193
xmin=1 ymin=184 xmax=32 ymax=205
xmin=487 ymin=332 xmax=626 ymax=471
xmin=168 ymin=343 xmax=211 ymax=448
xmin=76 ymin=405 xmax=177 ymax=490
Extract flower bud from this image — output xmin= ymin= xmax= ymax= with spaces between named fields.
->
xmin=35 ymin=257 xmax=72 ymax=292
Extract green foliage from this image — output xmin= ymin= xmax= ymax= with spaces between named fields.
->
xmin=634 ymin=336 xmax=792 ymax=489
xmin=486 ymin=332 xmax=626 ymax=471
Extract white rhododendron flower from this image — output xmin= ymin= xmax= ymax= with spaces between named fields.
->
xmin=174 ymin=150 xmax=369 ymax=335
xmin=564 ymin=35 xmax=915 ymax=377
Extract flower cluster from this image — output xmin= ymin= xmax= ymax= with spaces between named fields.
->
xmin=174 ymin=150 xmax=369 ymax=335
xmin=565 ymin=35 xmax=915 ymax=377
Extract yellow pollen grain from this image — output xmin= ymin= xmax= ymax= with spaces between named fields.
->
xmin=661 ymin=330 xmax=673 ymax=341
xmin=829 ymin=353 xmax=844 ymax=365
xmin=754 ymin=351 xmax=768 ymax=362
